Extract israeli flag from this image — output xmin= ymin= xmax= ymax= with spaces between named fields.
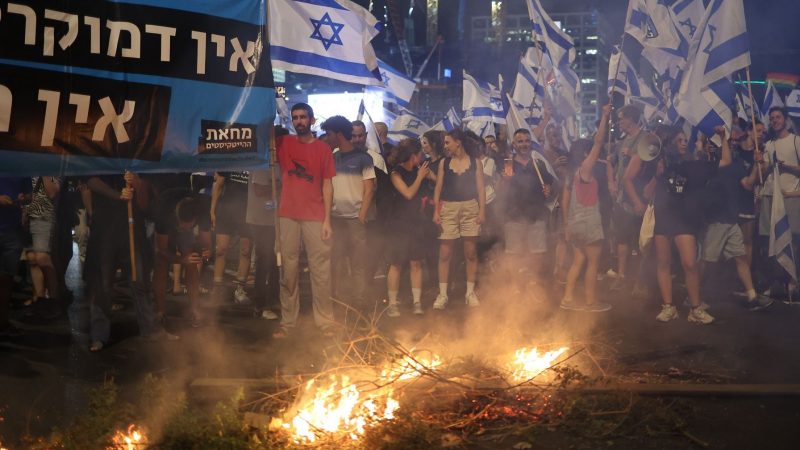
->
xmin=671 ymin=0 xmax=705 ymax=41
xmin=429 ymin=108 xmax=461 ymax=132
xmin=512 ymin=57 xmax=546 ymax=113
xmin=762 ymin=81 xmax=785 ymax=118
xmin=376 ymin=59 xmax=416 ymax=107
xmin=387 ymin=108 xmax=429 ymax=144
xmin=275 ymin=96 xmax=295 ymax=134
xmin=675 ymin=0 xmax=749 ymax=138
xmin=787 ymin=89 xmax=800 ymax=118
xmin=465 ymin=120 xmax=494 ymax=139
xmin=269 ymin=0 xmax=383 ymax=86
xmin=526 ymin=0 xmax=575 ymax=69
xmin=769 ymin=164 xmax=798 ymax=282
xmin=690 ymin=0 xmax=750 ymax=87
xmin=463 ymin=71 xmax=505 ymax=124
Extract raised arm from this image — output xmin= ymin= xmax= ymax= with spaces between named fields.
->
xmin=580 ymin=104 xmax=611 ymax=182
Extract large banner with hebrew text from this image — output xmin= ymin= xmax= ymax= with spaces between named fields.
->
xmin=0 ymin=0 xmax=274 ymax=176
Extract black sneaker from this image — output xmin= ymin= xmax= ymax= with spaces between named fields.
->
xmin=747 ymin=294 xmax=774 ymax=311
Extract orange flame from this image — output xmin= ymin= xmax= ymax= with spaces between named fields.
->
xmin=108 ymin=424 xmax=147 ymax=450
xmin=509 ymin=347 xmax=569 ymax=381
xmin=274 ymin=352 xmax=440 ymax=443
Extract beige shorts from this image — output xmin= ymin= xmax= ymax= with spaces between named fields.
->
xmin=439 ymin=199 xmax=481 ymax=240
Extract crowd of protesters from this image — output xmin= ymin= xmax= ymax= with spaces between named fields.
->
xmin=1 ymin=100 xmax=796 ymax=350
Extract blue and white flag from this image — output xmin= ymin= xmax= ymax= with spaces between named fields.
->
xmin=762 ymin=81 xmax=785 ymax=117
xmin=269 ymin=0 xmax=383 ymax=86
xmin=387 ymin=108 xmax=428 ymax=144
xmin=624 ymin=0 xmax=687 ymax=74
xmin=512 ymin=57 xmax=546 ymax=111
xmin=429 ymin=107 xmax=462 ymax=132
xmin=689 ymin=0 xmax=750 ymax=86
xmin=769 ymin=164 xmax=798 ymax=281
xmin=465 ymin=120 xmax=494 ymax=139
xmin=505 ymin=94 xmax=542 ymax=134
xmin=787 ymin=89 xmax=800 ymax=118
xmin=675 ymin=0 xmax=749 ymax=138
xmin=375 ymin=59 xmax=416 ymax=107
xmin=276 ymin=96 xmax=295 ymax=134
xmin=671 ymin=0 xmax=705 ymax=41
xmin=463 ymin=71 xmax=505 ymax=124
xmin=442 ymin=107 xmax=463 ymax=131
xmin=526 ymin=0 xmax=575 ymax=69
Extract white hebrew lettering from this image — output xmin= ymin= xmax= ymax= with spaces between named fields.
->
xmin=206 ymin=129 xmax=218 ymax=140
xmin=211 ymin=34 xmax=226 ymax=57
xmin=43 ymin=10 xmax=79 ymax=56
xmin=145 ymin=24 xmax=176 ymax=62
xmin=7 ymin=3 xmax=36 ymax=45
xmin=37 ymin=89 xmax=60 ymax=146
xmin=218 ymin=129 xmax=229 ymax=140
xmin=230 ymin=128 xmax=241 ymax=140
xmin=83 ymin=16 xmax=101 ymax=54
xmin=106 ymin=20 xmax=141 ymax=58
xmin=93 ymin=97 xmax=135 ymax=143
xmin=0 ymin=85 xmax=11 ymax=133
xmin=68 ymin=93 xmax=90 ymax=124
xmin=191 ymin=31 xmax=207 ymax=74
xmin=229 ymin=38 xmax=256 ymax=74
xmin=242 ymin=128 xmax=252 ymax=139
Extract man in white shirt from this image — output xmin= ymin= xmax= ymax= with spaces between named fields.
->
xmin=759 ymin=107 xmax=800 ymax=238
xmin=322 ymin=116 xmax=376 ymax=304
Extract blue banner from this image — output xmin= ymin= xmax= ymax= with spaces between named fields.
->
xmin=0 ymin=0 xmax=274 ymax=176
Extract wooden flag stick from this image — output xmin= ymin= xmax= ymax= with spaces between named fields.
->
xmin=745 ymin=68 xmax=763 ymax=185
xmin=269 ymin=127 xmax=282 ymax=269
xmin=125 ymin=172 xmax=137 ymax=282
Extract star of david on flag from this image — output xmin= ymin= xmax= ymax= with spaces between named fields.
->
xmin=269 ymin=0 xmax=383 ymax=86
xmin=310 ymin=12 xmax=344 ymax=50
xmin=388 ymin=108 xmax=429 ymax=144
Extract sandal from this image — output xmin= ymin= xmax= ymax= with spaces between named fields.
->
xmin=272 ymin=326 xmax=290 ymax=339
xmin=89 ymin=340 xmax=104 ymax=352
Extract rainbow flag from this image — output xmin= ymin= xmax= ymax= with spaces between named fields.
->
xmin=766 ymin=72 xmax=800 ymax=90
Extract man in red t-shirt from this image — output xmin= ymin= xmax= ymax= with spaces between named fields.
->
xmin=273 ymin=103 xmax=337 ymax=338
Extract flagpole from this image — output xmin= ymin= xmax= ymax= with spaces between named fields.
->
xmin=522 ymin=45 xmax=549 ymax=190
xmin=745 ymin=68 xmax=764 ymax=185
xmin=270 ymin=119 xmax=282 ymax=271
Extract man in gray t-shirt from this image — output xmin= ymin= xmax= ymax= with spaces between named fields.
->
xmin=246 ymin=169 xmax=280 ymax=319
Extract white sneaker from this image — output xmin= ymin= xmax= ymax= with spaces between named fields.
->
xmin=386 ymin=303 xmax=400 ymax=317
xmin=412 ymin=302 xmax=424 ymax=315
xmin=433 ymin=294 xmax=448 ymax=310
xmin=261 ymin=310 xmax=279 ymax=320
xmin=605 ymin=269 xmax=619 ymax=279
xmin=656 ymin=304 xmax=679 ymax=322
xmin=234 ymin=285 xmax=252 ymax=305
xmin=687 ymin=307 xmax=715 ymax=324
xmin=465 ymin=291 xmax=480 ymax=307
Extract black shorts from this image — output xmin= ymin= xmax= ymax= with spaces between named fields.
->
xmin=386 ymin=227 xmax=426 ymax=266
xmin=613 ymin=206 xmax=642 ymax=247
xmin=215 ymin=196 xmax=249 ymax=237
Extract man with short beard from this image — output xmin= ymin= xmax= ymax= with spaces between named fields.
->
xmin=273 ymin=103 xmax=336 ymax=338
xmin=759 ymin=107 xmax=800 ymax=291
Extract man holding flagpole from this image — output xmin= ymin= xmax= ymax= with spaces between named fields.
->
xmin=760 ymin=107 xmax=800 ymax=293
xmin=273 ymin=103 xmax=337 ymax=338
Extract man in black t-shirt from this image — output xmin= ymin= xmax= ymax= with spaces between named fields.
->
xmin=699 ymin=130 xmax=773 ymax=311
xmin=499 ymin=128 xmax=555 ymax=291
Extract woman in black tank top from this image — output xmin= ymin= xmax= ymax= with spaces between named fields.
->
xmin=431 ymin=129 xmax=486 ymax=310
